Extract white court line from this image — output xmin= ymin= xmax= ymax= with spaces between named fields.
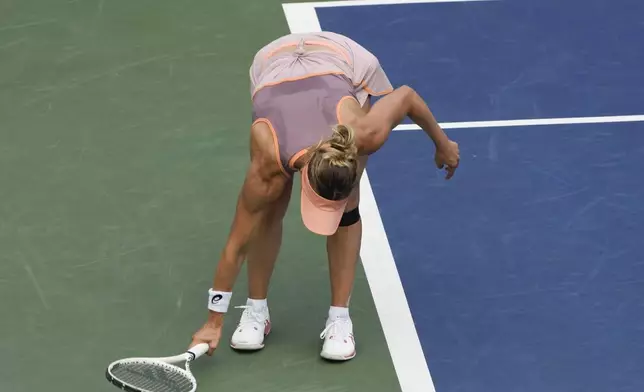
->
xmin=282 ymin=3 xmax=321 ymax=33
xmin=283 ymin=3 xmax=436 ymax=392
xmin=394 ymin=114 xmax=644 ymax=130
xmin=286 ymin=0 xmax=491 ymax=8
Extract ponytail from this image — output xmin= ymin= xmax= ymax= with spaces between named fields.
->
xmin=307 ymin=124 xmax=360 ymax=201
xmin=314 ymin=124 xmax=358 ymax=167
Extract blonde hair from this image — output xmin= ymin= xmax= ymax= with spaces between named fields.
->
xmin=307 ymin=124 xmax=359 ymax=200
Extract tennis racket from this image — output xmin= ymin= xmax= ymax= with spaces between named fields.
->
xmin=105 ymin=343 xmax=209 ymax=392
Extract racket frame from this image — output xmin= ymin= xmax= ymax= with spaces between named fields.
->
xmin=105 ymin=343 xmax=209 ymax=392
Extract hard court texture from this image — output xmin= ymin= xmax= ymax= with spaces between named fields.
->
xmin=0 ymin=1 xmax=400 ymax=391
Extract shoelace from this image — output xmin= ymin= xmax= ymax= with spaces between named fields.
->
xmin=235 ymin=305 xmax=266 ymax=329
xmin=319 ymin=318 xmax=352 ymax=340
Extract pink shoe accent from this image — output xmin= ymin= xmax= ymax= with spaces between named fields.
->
xmin=264 ymin=320 xmax=271 ymax=335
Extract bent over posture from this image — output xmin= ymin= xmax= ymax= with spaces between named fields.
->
xmin=189 ymin=31 xmax=460 ymax=361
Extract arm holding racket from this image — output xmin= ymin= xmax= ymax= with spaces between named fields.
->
xmin=356 ymin=85 xmax=460 ymax=179
xmin=105 ymin=148 xmax=287 ymax=391
xmin=190 ymin=125 xmax=289 ymax=355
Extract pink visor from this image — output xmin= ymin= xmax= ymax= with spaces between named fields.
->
xmin=300 ymin=164 xmax=349 ymax=236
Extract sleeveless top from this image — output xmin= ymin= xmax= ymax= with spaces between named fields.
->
xmin=251 ymin=73 xmax=355 ymax=175
xmin=249 ymin=32 xmax=394 ymax=176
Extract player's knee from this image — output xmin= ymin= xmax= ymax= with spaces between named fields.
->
xmin=339 ymin=206 xmax=360 ymax=227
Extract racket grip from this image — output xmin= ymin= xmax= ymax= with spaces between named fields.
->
xmin=187 ymin=343 xmax=209 ymax=360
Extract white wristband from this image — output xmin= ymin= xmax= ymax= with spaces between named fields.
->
xmin=208 ymin=289 xmax=232 ymax=313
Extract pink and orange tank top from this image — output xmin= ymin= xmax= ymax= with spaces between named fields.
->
xmin=250 ymin=32 xmax=394 ymax=176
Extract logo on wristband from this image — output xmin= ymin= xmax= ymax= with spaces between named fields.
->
xmin=211 ymin=294 xmax=223 ymax=304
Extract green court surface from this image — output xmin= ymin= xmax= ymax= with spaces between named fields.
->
xmin=0 ymin=0 xmax=402 ymax=391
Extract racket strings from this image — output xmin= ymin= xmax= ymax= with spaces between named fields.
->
xmin=110 ymin=361 xmax=195 ymax=392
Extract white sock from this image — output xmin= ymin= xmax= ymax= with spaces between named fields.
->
xmin=247 ymin=298 xmax=267 ymax=310
xmin=328 ymin=306 xmax=350 ymax=320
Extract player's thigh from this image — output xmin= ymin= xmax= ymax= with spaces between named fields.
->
xmin=268 ymin=177 xmax=294 ymax=222
xmin=344 ymin=155 xmax=368 ymax=212
xmin=345 ymin=97 xmax=373 ymax=211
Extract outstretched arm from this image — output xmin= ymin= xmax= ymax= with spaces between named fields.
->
xmin=190 ymin=126 xmax=288 ymax=354
xmin=210 ymin=161 xmax=285 ymax=293
xmin=356 ymin=85 xmax=450 ymax=154
xmin=211 ymin=122 xmax=288 ymax=296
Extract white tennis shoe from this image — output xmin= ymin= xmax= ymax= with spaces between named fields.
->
xmin=229 ymin=303 xmax=271 ymax=351
xmin=319 ymin=317 xmax=356 ymax=361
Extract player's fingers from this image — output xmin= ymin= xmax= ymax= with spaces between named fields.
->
xmin=445 ymin=166 xmax=456 ymax=180
xmin=191 ymin=340 xmax=215 ymax=356
xmin=207 ymin=340 xmax=219 ymax=356
xmin=189 ymin=333 xmax=212 ymax=349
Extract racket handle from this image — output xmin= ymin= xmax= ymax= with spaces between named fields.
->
xmin=187 ymin=343 xmax=209 ymax=360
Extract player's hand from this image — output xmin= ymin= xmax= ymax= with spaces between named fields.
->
xmin=189 ymin=318 xmax=223 ymax=356
xmin=435 ymin=139 xmax=460 ymax=179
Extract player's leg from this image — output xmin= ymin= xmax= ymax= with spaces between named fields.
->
xmin=233 ymin=40 xmax=298 ymax=351
xmin=320 ymin=159 xmax=366 ymax=361
xmin=320 ymin=98 xmax=372 ymax=361
xmin=230 ymin=178 xmax=293 ymax=350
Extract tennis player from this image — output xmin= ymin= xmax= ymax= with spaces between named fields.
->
xmin=189 ymin=31 xmax=459 ymax=361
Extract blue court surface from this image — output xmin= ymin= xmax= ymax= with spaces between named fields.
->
xmin=316 ymin=1 xmax=644 ymax=391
